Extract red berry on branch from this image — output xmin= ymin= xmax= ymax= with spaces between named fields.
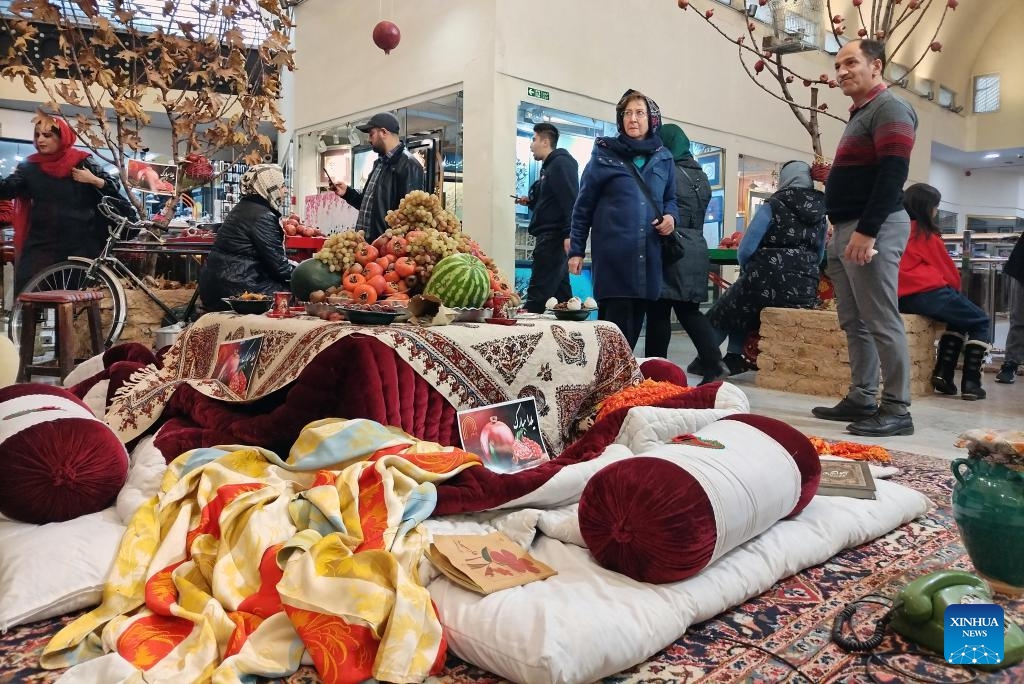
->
xmin=818 ymin=104 xmax=829 ymax=111
xmin=803 ymin=79 xmax=812 ymax=87
xmin=858 ymin=28 xmax=868 ymax=37
xmin=852 ymin=0 xmax=862 ymax=5
xmin=832 ymin=15 xmax=843 ymax=24
xmin=828 ymin=79 xmax=838 ymax=88
xmin=759 ymin=0 xmax=769 ymax=5
xmin=677 ymin=0 xmax=689 ymax=9
xmin=819 ymin=74 xmax=829 ymax=82
xmin=786 ymin=75 xmax=794 ymax=83
xmin=948 ymin=0 xmax=958 ymax=8
xmin=908 ymin=0 xmax=920 ymax=8
xmin=930 ymin=41 xmax=942 ymax=52
xmin=705 ymin=8 xmax=714 ymax=18
xmin=748 ymin=21 xmax=756 ymax=31
xmin=754 ymin=59 xmax=765 ymax=73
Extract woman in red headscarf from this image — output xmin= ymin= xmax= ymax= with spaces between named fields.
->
xmin=0 ymin=113 xmax=129 ymax=293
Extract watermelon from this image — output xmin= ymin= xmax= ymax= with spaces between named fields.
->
xmin=291 ymin=258 xmax=342 ymax=301
xmin=423 ymin=253 xmax=491 ymax=308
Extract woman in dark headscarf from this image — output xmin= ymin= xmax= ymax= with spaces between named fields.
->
xmin=568 ymin=89 xmax=679 ymax=350
xmin=0 ymin=113 xmax=127 ymax=293
xmin=645 ymin=123 xmax=728 ymax=383
xmin=706 ymin=160 xmax=827 ymax=372
xmin=198 ymin=163 xmax=295 ymax=310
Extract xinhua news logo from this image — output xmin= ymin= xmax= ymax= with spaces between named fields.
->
xmin=944 ymin=603 xmax=1005 ymax=666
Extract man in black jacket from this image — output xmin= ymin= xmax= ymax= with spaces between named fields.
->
xmin=332 ymin=112 xmax=426 ymax=241
xmin=516 ymin=123 xmax=579 ymax=312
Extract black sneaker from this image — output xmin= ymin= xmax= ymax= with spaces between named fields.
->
xmin=723 ymin=352 xmax=754 ymax=376
xmin=846 ymin=411 xmax=914 ymax=437
xmin=811 ymin=398 xmax=879 ymax=422
xmin=996 ymin=362 xmax=1018 ymax=384
xmin=686 ymin=358 xmax=704 ymax=376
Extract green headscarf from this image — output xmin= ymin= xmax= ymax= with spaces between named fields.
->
xmin=660 ymin=123 xmax=692 ymax=162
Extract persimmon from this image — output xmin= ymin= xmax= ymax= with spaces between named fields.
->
xmin=348 ymin=262 xmax=364 ymax=275
xmin=374 ymin=256 xmax=390 ymax=271
xmin=384 ymin=292 xmax=410 ymax=302
xmin=350 ymin=282 xmax=377 ymax=304
xmin=386 ymin=236 xmax=408 ymax=257
xmin=363 ymin=261 xmax=384 ymax=278
xmin=384 ymin=280 xmax=402 ymax=296
xmin=342 ymin=272 xmax=366 ymax=291
xmin=383 ymin=266 xmax=402 ymax=283
xmin=354 ymin=243 xmax=378 ymax=265
xmin=372 ymin=234 xmax=390 ymax=253
xmin=366 ymin=274 xmax=388 ymax=296
xmin=394 ymin=257 xmax=416 ymax=278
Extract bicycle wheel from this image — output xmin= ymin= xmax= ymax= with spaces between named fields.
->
xmin=8 ymin=261 xmax=128 ymax=360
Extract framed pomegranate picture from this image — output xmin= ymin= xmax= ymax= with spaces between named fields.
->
xmin=458 ymin=397 xmax=549 ymax=474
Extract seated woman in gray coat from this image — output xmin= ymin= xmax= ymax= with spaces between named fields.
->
xmin=706 ymin=160 xmax=827 ymax=371
xmin=199 ymin=164 xmax=295 ymax=311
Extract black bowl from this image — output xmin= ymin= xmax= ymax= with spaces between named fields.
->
xmin=548 ymin=308 xmax=593 ymax=321
xmin=223 ymin=297 xmax=273 ymax=315
xmin=345 ymin=309 xmax=399 ymax=325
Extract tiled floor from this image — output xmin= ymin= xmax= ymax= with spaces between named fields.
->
xmin=657 ymin=327 xmax=1023 ymax=462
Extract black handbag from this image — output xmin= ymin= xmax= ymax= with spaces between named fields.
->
xmin=621 ymin=159 xmax=685 ymax=265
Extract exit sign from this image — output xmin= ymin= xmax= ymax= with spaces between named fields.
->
xmin=527 ymin=87 xmax=550 ymax=101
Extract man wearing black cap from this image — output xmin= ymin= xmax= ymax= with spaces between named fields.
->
xmin=331 ymin=111 xmax=425 ymax=241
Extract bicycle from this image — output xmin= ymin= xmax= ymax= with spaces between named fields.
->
xmin=7 ymin=196 xmax=202 ymax=353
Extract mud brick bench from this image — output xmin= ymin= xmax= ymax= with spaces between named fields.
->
xmin=755 ymin=307 xmax=944 ymax=398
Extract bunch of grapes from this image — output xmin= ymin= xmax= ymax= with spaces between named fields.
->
xmin=385 ymin=190 xmax=462 ymax=236
xmin=314 ymin=230 xmax=365 ymax=273
xmin=406 ymin=228 xmax=461 ymax=281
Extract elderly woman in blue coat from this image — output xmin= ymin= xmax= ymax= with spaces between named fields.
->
xmin=568 ymin=89 xmax=679 ymax=350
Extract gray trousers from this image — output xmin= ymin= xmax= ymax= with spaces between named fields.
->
xmin=826 ymin=212 xmax=912 ymax=412
xmin=1006 ymin=276 xmax=1024 ymax=364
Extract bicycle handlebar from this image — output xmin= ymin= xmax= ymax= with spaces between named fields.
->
xmin=97 ymin=196 xmax=164 ymax=242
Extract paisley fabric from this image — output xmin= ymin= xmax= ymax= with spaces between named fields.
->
xmin=41 ymin=418 xmax=480 ymax=682
xmin=708 ymin=186 xmax=827 ymax=335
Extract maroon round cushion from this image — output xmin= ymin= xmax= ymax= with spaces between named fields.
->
xmin=639 ymin=358 xmax=688 ymax=387
xmin=579 ymin=457 xmax=716 ymax=584
xmin=722 ymin=413 xmax=821 ymax=517
xmin=0 ymin=384 xmax=129 ymax=524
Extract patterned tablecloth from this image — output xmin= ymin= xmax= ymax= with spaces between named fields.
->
xmin=107 ymin=312 xmax=643 ymax=453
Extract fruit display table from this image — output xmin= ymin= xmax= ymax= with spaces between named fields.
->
xmin=107 ymin=312 xmax=643 ymax=458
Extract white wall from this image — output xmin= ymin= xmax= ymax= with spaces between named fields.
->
xmin=929 ymin=159 xmax=1024 ymax=231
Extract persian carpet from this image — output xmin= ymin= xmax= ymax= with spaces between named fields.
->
xmin=2 ymin=450 xmax=1021 ymax=683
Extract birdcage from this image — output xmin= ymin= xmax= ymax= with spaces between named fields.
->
xmin=764 ymin=0 xmax=822 ymax=54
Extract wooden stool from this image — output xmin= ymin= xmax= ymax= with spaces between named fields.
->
xmin=17 ymin=289 xmax=105 ymax=382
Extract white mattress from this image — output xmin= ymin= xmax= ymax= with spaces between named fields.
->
xmin=419 ymin=407 xmax=932 ymax=684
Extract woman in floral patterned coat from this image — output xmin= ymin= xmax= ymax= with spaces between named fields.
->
xmin=707 ymin=161 xmax=827 ymax=365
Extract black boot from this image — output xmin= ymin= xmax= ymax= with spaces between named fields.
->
xmin=932 ymin=332 xmax=964 ymax=395
xmin=996 ymin=361 xmax=1018 ymax=384
xmin=960 ymin=340 xmax=990 ymax=401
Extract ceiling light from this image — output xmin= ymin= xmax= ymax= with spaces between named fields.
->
xmin=984 ymin=153 xmax=1000 ymax=159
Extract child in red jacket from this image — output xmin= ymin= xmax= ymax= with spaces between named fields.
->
xmin=898 ymin=183 xmax=991 ymax=400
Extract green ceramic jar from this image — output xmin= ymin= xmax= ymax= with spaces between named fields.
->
xmin=951 ymin=458 xmax=1024 ymax=592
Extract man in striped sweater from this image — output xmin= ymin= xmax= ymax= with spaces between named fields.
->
xmin=811 ymin=39 xmax=918 ymax=437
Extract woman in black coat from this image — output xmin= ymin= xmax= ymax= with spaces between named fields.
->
xmin=644 ymin=124 xmax=728 ymax=383
xmin=0 ymin=115 xmax=128 ymax=293
xmin=199 ymin=164 xmax=295 ymax=311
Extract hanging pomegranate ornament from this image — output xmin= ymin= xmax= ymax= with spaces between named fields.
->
xmin=372 ymin=20 xmax=401 ymax=55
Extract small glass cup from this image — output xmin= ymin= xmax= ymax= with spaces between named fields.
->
xmin=491 ymin=292 xmax=511 ymax=319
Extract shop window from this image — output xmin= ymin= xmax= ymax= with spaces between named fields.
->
xmin=737 ymin=154 xmax=779 ymax=232
xmin=937 ymin=209 xmax=958 ymax=235
xmin=973 ymin=74 xmax=1000 ymax=114
xmin=297 ymin=90 xmax=463 ymax=234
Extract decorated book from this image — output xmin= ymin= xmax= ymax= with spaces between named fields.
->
xmin=427 ymin=532 xmax=557 ymax=595
xmin=457 ymin=397 xmax=549 ymax=474
xmin=211 ymin=335 xmax=264 ymax=398
xmin=818 ymin=458 xmax=877 ymax=500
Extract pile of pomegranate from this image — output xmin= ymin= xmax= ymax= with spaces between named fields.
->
xmin=283 ymin=213 xmax=325 ymax=238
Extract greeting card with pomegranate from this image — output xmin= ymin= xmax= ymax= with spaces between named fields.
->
xmin=457 ymin=397 xmax=549 ymax=474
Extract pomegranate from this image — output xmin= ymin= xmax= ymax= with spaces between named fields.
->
xmin=372 ymin=21 xmax=401 ymax=55
xmin=479 ymin=416 xmax=515 ymax=463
